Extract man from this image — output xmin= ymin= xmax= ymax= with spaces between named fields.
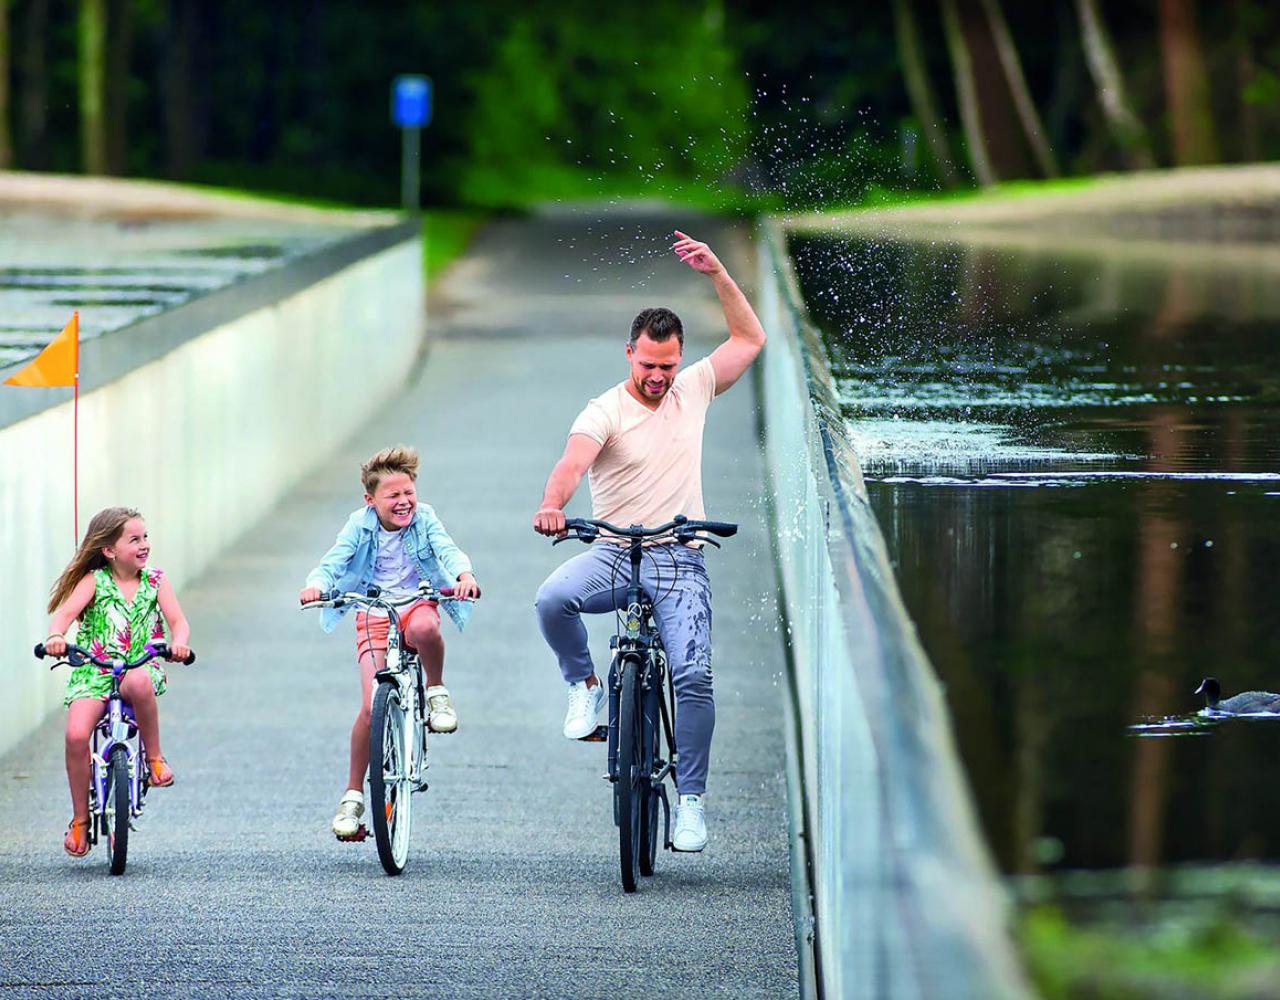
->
xmin=532 ymin=230 xmax=766 ymax=852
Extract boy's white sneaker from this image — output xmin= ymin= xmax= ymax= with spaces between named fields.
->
xmin=563 ymin=677 xmax=606 ymax=739
xmin=331 ymin=789 xmax=365 ymax=838
xmin=426 ymin=685 xmax=458 ymax=733
xmin=672 ymin=794 xmax=708 ymax=852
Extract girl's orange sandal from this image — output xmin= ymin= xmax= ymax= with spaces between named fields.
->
xmin=149 ymin=756 xmax=174 ymax=787
xmin=64 ymin=818 xmax=91 ymax=857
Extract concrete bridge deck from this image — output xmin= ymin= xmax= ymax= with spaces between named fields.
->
xmin=0 ymin=209 xmax=799 ymax=999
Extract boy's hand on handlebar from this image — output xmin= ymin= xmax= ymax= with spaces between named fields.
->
xmin=299 ymin=586 xmax=324 ymax=606
xmin=453 ymin=572 xmax=481 ymax=601
xmin=533 ymin=508 xmax=567 ymax=537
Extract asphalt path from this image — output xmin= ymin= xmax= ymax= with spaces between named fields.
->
xmin=0 ymin=207 xmax=799 ymax=999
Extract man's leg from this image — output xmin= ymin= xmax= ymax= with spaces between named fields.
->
xmin=534 ymin=545 xmax=630 ymax=683
xmin=642 ymin=547 xmax=715 ymax=795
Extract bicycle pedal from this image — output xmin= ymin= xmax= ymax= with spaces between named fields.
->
xmin=578 ymin=725 xmax=608 ymax=743
xmin=335 ymin=824 xmax=369 ymax=843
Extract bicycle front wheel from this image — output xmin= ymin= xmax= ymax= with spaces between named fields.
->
xmin=369 ymin=681 xmax=413 ymax=876
xmin=105 ymin=746 xmax=130 ymax=876
xmin=616 ymin=657 xmax=643 ymax=893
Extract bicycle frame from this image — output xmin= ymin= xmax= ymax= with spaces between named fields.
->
xmin=604 ymin=539 xmax=678 ymax=851
xmin=370 ymin=600 xmax=428 ymax=791
xmin=89 ymin=662 xmax=148 ymax=841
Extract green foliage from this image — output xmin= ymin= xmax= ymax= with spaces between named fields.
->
xmin=423 ymin=211 xmax=486 ymax=283
xmin=459 ymin=0 xmax=750 ymax=209
xmin=1021 ymin=905 xmax=1279 ymax=1000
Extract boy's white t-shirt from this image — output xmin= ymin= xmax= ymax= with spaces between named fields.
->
xmin=568 ymin=357 xmax=717 ymax=530
xmin=366 ymin=524 xmax=422 ymax=616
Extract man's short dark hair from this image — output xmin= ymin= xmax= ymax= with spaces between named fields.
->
xmin=629 ymin=307 xmax=684 ymax=349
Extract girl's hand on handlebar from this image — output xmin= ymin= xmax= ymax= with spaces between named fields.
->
xmin=168 ymin=643 xmax=192 ymax=662
xmin=44 ymin=635 xmax=68 ymax=657
xmin=453 ymin=573 xmax=481 ymax=601
xmin=299 ymin=586 xmax=324 ymax=606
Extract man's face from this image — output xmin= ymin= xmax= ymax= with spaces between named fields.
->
xmin=626 ymin=333 xmax=682 ymax=403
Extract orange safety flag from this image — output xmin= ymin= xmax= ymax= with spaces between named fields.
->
xmin=4 ymin=312 xmax=79 ymax=387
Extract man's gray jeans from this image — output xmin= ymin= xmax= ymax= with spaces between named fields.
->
xmin=535 ymin=542 xmax=714 ymax=795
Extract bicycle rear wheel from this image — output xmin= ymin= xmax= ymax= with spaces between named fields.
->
xmin=105 ymin=747 xmax=130 ymax=876
xmin=616 ymin=657 xmax=643 ymax=893
xmin=369 ymin=681 xmax=412 ymax=876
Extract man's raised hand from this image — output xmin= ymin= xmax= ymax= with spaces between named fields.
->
xmin=672 ymin=231 xmax=724 ymax=277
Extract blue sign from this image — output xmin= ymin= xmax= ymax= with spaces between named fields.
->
xmin=392 ymin=75 xmax=432 ymax=129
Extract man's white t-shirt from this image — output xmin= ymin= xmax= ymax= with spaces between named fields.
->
xmin=568 ymin=357 xmax=717 ymax=530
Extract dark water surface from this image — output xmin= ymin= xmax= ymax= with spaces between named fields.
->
xmin=791 ymin=233 xmax=1280 ymax=878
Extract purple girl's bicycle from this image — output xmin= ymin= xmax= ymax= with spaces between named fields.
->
xmin=35 ymin=641 xmax=196 ymax=875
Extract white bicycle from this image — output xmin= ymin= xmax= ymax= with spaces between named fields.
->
xmin=304 ymin=581 xmax=458 ymax=875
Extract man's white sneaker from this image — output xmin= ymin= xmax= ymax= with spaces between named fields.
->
xmin=331 ymin=789 xmax=365 ymax=838
xmin=672 ymin=794 xmax=708 ymax=852
xmin=563 ymin=677 xmax=606 ymax=739
xmin=426 ymin=685 xmax=458 ymax=733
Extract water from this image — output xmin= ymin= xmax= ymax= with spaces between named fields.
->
xmin=0 ymin=211 xmax=367 ymax=371
xmin=791 ymin=232 xmax=1280 ymax=879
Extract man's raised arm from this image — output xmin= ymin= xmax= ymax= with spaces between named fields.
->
xmin=673 ymin=230 xmax=767 ymax=395
xmin=533 ymin=433 xmax=603 ymax=536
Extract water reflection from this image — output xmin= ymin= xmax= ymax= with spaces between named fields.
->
xmin=791 ymin=232 xmax=1280 ymax=876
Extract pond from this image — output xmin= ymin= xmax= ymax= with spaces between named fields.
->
xmin=790 ymin=229 xmax=1280 ymax=888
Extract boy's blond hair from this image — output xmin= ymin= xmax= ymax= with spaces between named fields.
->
xmin=361 ymin=445 xmax=419 ymax=495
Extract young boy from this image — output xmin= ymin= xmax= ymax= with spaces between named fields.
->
xmin=300 ymin=445 xmax=480 ymax=839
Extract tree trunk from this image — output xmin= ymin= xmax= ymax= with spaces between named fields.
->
xmin=892 ymin=0 xmax=960 ymax=187
xmin=106 ymin=0 xmax=132 ymax=175
xmin=162 ymin=0 xmax=196 ymax=178
xmin=1158 ymin=0 xmax=1220 ymax=166
xmin=79 ymin=0 xmax=108 ymax=175
xmin=0 ymin=0 xmax=12 ymax=170
xmin=981 ymin=0 xmax=1059 ymax=177
xmin=1075 ymin=0 xmax=1155 ymax=169
xmin=939 ymin=0 xmax=995 ymax=185
xmin=17 ymin=0 xmax=49 ymax=169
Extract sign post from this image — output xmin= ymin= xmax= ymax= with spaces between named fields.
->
xmin=391 ymin=75 xmax=432 ymax=212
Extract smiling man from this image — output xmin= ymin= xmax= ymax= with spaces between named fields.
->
xmin=532 ymin=230 xmax=766 ymax=853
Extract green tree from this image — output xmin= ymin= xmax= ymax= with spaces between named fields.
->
xmin=0 ymin=0 xmax=11 ymax=170
xmin=1075 ymin=0 xmax=1156 ymax=169
xmin=79 ymin=0 xmax=107 ymax=174
xmin=893 ymin=0 xmax=960 ymax=187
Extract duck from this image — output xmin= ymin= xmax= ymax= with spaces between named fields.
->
xmin=1196 ymin=677 xmax=1280 ymax=714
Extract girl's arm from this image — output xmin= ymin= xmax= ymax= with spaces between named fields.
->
xmin=156 ymin=575 xmax=191 ymax=660
xmin=45 ymin=575 xmax=97 ymax=656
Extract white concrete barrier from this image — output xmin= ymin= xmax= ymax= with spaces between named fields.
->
xmin=1 ymin=226 xmax=422 ymax=758
xmin=758 ymin=218 xmax=1030 ymax=999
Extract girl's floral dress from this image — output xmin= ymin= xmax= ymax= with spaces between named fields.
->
xmin=63 ymin=567 xmax=168 ymax=707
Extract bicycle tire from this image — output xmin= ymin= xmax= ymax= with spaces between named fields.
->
xmin=105 ymin=747 xmax=130 ymax=876
xmin=369 ymin=681 xmax=412 ymax=876
xmin=616 ymin=657 xmax=643 ymax=893
xmin=638 ymin=699 xmax=660 ymax=876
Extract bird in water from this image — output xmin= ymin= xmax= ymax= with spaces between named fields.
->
xmin=1196 ymin=677 xmax=1280 ymax=714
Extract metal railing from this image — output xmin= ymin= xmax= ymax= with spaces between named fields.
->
xmin=757 ymin=217 xmax=1030 ymax=1000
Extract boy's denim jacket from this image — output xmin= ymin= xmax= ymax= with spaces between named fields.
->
xmin=305 ymin=504 xmax=474 ymax=633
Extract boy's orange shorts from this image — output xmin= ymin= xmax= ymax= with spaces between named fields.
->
xmin=355 ymin=600 xmax=439 ymax=661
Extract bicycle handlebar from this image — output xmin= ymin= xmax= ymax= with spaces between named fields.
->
xmin=34 ymin=641 xmax=196 ymax=669
xmin=301 ymin=581 xmax=462 ymax=611
xmin=558 ymin=515 xmax=738 ymax=545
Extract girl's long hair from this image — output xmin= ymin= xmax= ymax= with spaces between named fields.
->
xmin=46 ymin=507 xmax=142 ymax=615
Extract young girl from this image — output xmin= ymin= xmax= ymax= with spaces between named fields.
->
xmin=44 ymin=506 xmax=192 ymax=858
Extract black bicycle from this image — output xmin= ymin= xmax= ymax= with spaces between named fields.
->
xmin=553 ymin=514 xmax=736 ymax=892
